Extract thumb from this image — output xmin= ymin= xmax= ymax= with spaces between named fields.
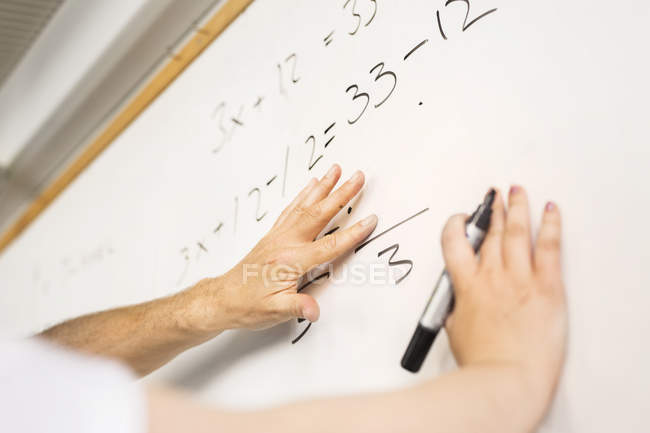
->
xmin=281 ymin=293 xmax=320 ymax=322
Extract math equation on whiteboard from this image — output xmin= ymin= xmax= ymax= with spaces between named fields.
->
xmin=175 ymin=0 xmax=498 ymax=344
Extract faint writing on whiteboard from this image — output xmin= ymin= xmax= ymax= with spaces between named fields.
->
xmin=32 ymin=244 xmax=115 ymax=295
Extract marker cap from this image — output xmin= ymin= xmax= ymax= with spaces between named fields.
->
xmin=400 ymin=324 xmax=439 ymax=373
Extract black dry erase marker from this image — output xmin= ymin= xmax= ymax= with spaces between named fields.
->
xmin=401 ymin=189 xmax=495 ymax=373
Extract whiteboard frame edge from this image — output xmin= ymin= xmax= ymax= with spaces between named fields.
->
xmin=0 ymin=0 xmax=256 ymax=255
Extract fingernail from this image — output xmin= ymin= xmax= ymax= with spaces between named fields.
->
xmin=360 ymin=214 xmax=378 ymax=227
xmin=545 ymin=201 xmax=556 ymax=212
xmin=510 ymin=185 xmax=521 ymax=195
xmin=325 ymin=165 xmax=338 ymax=179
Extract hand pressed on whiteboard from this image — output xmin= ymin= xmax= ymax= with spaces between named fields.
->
xmin=442 ymin=186 xmax=567 ymax=426
xmin=40 ymin=164 xmax=375 ymax=376
xmin=182 ymin=164 xmax=377 ymax=332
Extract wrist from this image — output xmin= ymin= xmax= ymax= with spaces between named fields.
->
xmin=173 ymin=276 xmax=235 ymax=340
xmin=459 ymin=348 xmax=560 ymax=418
xmin=483 ymin=361 xmax=552 ymax=429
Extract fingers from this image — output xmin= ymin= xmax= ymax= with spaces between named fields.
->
xmin=299 ymin=214 xmax=378 ymax=272
xmin=289 ymin=168 xmax=365 ymax=240
xmin=441 ymin=214 xmax=478 ymax=288
xmin=273 ymin=177 xmax=318 ymax=228
xmin=534 ymin=202 xmax=563 ymax=285
xmin=503 ymin=186 xmax=533 ymax=273
xmin=479 ymin=189 xmax=506 ymax=269
xmin=309 ymin=170 xmax=364 ymax=235
xmin=303 ymin=164 xmax=342 ymax=207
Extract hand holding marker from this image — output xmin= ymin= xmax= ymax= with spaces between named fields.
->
xmin=401 ymin=189 xmax=495 ymax=373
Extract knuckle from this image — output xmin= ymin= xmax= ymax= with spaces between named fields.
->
xmin=293 ymin=204 xmax=320 ymax=219
xmin=506 ymin=221 xmax=529 ymax=238
xmin=537 ymin=236 xmax=561 ymax=252
xmin=292 ymin=204 xmax=307 ymax=217
xmin=310 ymin=202 xmax=323 ymax=217
xmin=323 ymin=234 xmax=338 ymax=251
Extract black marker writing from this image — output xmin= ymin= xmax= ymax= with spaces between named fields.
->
xmin=378 ymin=244 xmax=413 ymax=284
xmin=369 ymin=62 xmax=397 ymax=108
xmin=282 ymin=146 xmax=289 ymax=197
xmin=291 ymin=322 xmax=312 ymax=344
xmin=437 ymin=0 xmax=497 ymax=40
xmin=345 ymin=84 xmax=370 ymax=124
xmin=343 ymin=0 xmax=378 ymax=33
xmin=355 ymin=208 xmax=429 ymax=253
xmin=306 ymin=135 xmax=322 ymax=170
xmin=404 ymin=39 xmax=429 ymax=60
xmin=248 ymin=187 xmax=267 ymax=222
xmin=324 ymin=30 xmax=335 ymax=47
xmin=278 ymin=53 xmax=301 ymax=95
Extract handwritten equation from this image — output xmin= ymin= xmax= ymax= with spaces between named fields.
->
xmin=177 ymin=0 xmax=498 ymax=343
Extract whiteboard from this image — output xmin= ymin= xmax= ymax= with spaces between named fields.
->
xmin=1 ymin=1 xmax=649 ymax=431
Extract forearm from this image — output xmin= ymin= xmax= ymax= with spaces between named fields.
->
xmin=39 ymin=278 xmax=226 ymax=376
xmin=253 ymin=363 xmax=544 ymax=433
xmin=147 ymin=363 xmax=546 ymax=433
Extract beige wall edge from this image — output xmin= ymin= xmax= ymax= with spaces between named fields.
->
xmin=0 ymin=0 xmax=255 ymax=255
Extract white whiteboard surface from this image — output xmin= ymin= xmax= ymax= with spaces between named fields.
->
xmin=1 ymin=1 xmax=649 ymax=431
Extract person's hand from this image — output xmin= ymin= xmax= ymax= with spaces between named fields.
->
xmin=441 ymin=186 xmax=567 ymax=415
xmin=182 ymin=164 xmax=377 ymax=334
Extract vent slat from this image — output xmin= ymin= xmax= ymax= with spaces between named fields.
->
xmin=0 ymin=0 xmax=64 ymax=87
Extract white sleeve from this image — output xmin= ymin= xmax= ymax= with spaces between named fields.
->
xmin=0 ymin=338 xmax=147 ymax=433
